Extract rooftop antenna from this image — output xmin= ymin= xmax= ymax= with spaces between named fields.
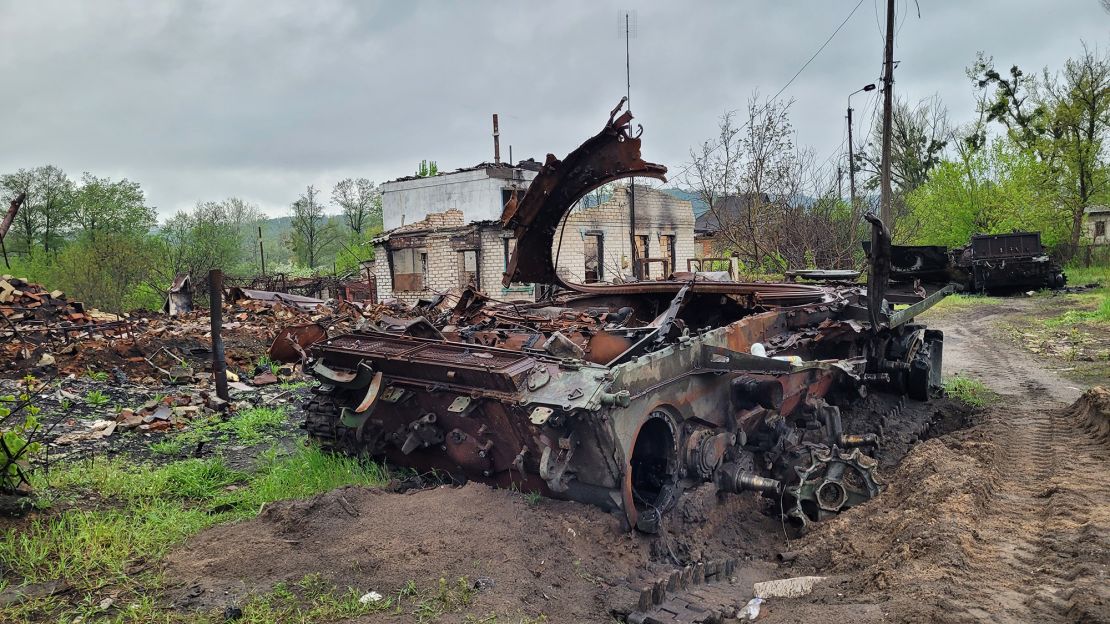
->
xmin=620 ymin=9 xmax=639 ymax=278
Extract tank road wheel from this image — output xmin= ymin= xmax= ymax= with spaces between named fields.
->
xmin=784 ymin=444 xmax=883 ymax=528
xmin=623 ymin=411 xmax=680 ymax=534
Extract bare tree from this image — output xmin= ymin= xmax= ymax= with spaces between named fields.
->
xmin=290 ymin=185 xmax=339 ymax=268
xmin=684 ymin=95 xmax=802 ymax=271
xmin=332 ymin=178 xmax=381 ymax=235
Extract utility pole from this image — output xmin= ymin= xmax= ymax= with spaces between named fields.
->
xmin=847 ymin=107 xmax=856 ymax=209
xmin=879 ymin=0 xmax=895 ymax=229
xmin=837 ymin=165 xmax=843 ymax=201
xmin=624 ymin=11 xmax=638 ymax=280
xmin=257 ymin=225 xmax=266 ymax=275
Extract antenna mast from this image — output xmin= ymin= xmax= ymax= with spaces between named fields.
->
xmin=623 ymin=10 xmax=639 ymax=279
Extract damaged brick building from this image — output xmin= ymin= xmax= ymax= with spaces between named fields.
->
xmin=368 ymin=168 xmax=698 ymax=304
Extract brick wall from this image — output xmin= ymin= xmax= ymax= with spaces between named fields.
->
xmin=555 ymin=185 xmax=696 ymax=283
xmin=373 ymin=222 xmax=535 ymax=306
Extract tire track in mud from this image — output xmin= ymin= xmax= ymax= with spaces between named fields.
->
xmin=923 ymin=306 xmax=1106 ymax=623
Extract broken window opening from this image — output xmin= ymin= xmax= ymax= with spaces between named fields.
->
xmin=584 ymin=232 xmax=604 ymax=283
xmin=391 ymin=247 xmax=426 ymax=292
xmin=659 ymin=234 xmax=675 ymax=276
xmin=458 ymin=249 xmax=480 ymax=288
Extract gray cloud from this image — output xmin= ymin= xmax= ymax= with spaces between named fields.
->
xmin=1 ymin=0 xmax=1106 ymax=218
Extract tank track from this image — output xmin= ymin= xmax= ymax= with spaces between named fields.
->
xmin=302 ymin=391 xmax=357 ymax=454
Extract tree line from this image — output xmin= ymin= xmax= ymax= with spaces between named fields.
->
xmin=686 ymin=41 xmax=1110 ymax=271
xmin=0 ymin=169 xmax=383 ymax=312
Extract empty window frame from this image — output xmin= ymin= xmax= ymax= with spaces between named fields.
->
xmin=659 ymin=234 xmax=676 ymax=275
xmin=391 ymin=247 xmax=425 ymax=291
xmin=1097 ymin=220 xmax=1107 ymax=237
xmin=458 ymin=249 xmax=480 ymax=288
xmin=584 ymin=231 xmax=604 ymax=283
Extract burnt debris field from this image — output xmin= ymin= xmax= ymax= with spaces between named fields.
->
xmin=2 ymin=103 xmax=1108 ymax=624
xmin=3 ymin=2 xmax=1110 ymax=621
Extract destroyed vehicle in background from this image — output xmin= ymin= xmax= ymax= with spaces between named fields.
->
xmin=304 ymin=100 xmax=950 ymax=532
xmin=954 ymin=232 xmax=1066 ymax=292
xmin=866 ymin=231 xmax=1066 ymax=293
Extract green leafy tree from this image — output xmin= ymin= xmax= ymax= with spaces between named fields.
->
xmin=905 ymin=138 xmax=1064 ymax=247
xmin=51 ymin=231 xmax=161 ymax=311
xmin=71 ymin=173 xmax=156 ymax=240
xmin=0 ymin=169 xmax=39 ymax=257
xmin=332 ymin=178 xmax=382 ymax=234
xmin=159 ymin=199 xmax=258 ymax=284
xmin=972 ymin=45 xmax=1110 ymax=251
xmin=33 ymin=165 xmax=75 ymax=254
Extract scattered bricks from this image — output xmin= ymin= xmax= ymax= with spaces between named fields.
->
xmin=117 ymin=412 xmax=144 ymax=431
xmin=172 ymin=405 xmax=200 ymax=419
xmin=252 ymin=372 xmax=278 ymax=386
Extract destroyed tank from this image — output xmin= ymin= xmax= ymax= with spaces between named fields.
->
xmin=303 ymin=101 xmax=950 ymax=531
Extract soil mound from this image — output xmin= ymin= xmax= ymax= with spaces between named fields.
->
xmin=781 ymin=396 xmax=1110 ymax=623
xmin=164 ymin=482 xmax=785 ymax=621
xmin=1072 ymin=385 xmax=1110 ymax=443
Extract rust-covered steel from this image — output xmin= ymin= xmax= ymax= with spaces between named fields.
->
xmin=304 ymin=102 xmax=950 ymax=531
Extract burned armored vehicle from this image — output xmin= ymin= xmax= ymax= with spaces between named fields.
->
xmin=304 ymin=101 xmax=949 ymax=531
xmin=865 ymin=232 xmax=1066 ymax=293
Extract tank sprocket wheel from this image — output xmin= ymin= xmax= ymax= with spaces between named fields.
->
xmin=784 ymin=444 xmax=884 ymax=528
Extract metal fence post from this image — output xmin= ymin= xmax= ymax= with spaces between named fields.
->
xmin=209 ymin=269 xmax=230 ymax=401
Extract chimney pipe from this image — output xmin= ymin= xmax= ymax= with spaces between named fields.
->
xmin=492 ymin=114 xmax=501 ymax=164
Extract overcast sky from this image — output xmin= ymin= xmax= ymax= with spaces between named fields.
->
xmin=1 ymin=1 xmax=1107 ymax=219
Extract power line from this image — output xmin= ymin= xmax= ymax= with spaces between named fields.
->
xmin=669 ymin=0 xmax=868 ymax=185
xmin=767 ymin=0 xmax=867 ymax=105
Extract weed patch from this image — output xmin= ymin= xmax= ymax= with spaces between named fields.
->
xmin=0 ymin=444 xmax=390 ymax=622
xmin=943 ymin=375 xmax=1000 ymax=408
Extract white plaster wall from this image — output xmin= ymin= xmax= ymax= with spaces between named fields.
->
xmin=381 ymin=168 xmax=537 ymax=230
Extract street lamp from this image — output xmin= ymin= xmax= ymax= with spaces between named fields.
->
xmin=847 ymin=83 xmax=876 ymax=212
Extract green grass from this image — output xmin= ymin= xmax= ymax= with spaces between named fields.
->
xmin=84 ymin=389 xmax=110 ymax=407
xmin=1063 ymin=264 xmax=1110 ymax=287
xmin=943 ymin=375 xmax=1000 ymax=408
xmin=149 ymin=407 xmax=291 ymax=456
xmin=0 ymin=445 xmax=391 ymax=622
xmin=85 ymin=369 xmax=109 ymax=382
xmin=921 ymin=293 xmax=1002 ymax=317
xmin=221 ymin=407 xmax=287 ymax=445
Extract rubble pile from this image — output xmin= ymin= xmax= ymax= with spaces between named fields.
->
xmin=0 ymin=276 xmax=390 ymax=383
xmin=53 ymin=390 xmax=230 ymax=446
xmin=0 ymin=275 xmax=117 ymax=332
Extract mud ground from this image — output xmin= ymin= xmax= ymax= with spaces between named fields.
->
xmin=159 ymin=303 xmax=1108 ymax=623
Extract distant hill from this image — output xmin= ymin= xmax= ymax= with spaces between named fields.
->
xmin=659 ymin=188 xmax=709 ymax=216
